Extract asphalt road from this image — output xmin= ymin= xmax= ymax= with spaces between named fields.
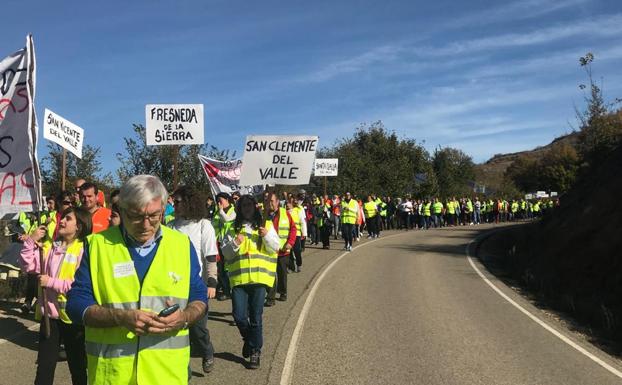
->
xmin=2 ymin=224 xmax=621 ymax=384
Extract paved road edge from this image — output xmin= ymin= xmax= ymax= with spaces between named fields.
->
xmin=466 ymin=229 xmax=622 ymax=380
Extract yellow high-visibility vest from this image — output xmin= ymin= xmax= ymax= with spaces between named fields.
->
xmin=226 ymin=220 xmax=278 ymax=288
xmin=212 ymin=205 xmax=235 ymax=241
xmin=363 ymin=201 xmax=377 ymax=218
xmin=275 ymin=207 xmax=291 ymax=249
xmin=341 ymin=199 xmax=358 ymax=224
xmin=36 ymin=239 xmax=83 ymax=324
xmin=291 ymin=206 xmax=303 ymax=237
xmin=85 ymin=226 xmax=191 ymax=385
xmin=432 ymin=202 xmax=443 ymax=214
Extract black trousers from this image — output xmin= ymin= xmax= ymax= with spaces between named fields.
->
xmin=35 ymin=319 xmax=87 ymax=385
xmin=289 ymin=236 xmax=303 ymax=269
xmin=342 ymin=223 xmax=354 ymax=247
xmin=25 ymin=273 xmax=38 ymax=306
xmin=189 ymin=312 xmax=214 ymax=359
xmin=309 ymin=223 xmax=319 ymax=244
xmin=267 ymin=255 xmax=289 ymax=299
xmin=216 ymin=257 xmax=230 ymax=296
xmin=366 ymin=216 xmax=377 ymax=236
xmin=320 ymin=225 xmax=331 ymax=248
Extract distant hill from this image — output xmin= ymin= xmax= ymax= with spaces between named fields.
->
xmin=474 ymin=132 xmax=580 ymax=192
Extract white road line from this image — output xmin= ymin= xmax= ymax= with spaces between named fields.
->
xmin=279 ymin=234 xmax=404 ymax=385
xmin=465 ymin=237 xmax=622 ymax=380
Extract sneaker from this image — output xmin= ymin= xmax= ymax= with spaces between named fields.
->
xmin=249 ymin=350 xmax=261 ymax=369
xmin=242 ymin=341 xmax=251 ymax=358
xmin=264 ymin=298 xmax=275 ymax=307
xmin=216 ymin=293 xmax=230 ymax=301
xmin=347 ymin=245 xmax=352 ymax=251
xmin=202 ymin=357 xmax=214 ymax=373
xmin=58 ymin=346 xmax=67 ymax=362
xmin=278 ymin=293 xmax=288 ymax=301
xmin=20 ymin=303 xmax=31 ymax=315
xmin=296 ymin=265 xmax=302 ymax=273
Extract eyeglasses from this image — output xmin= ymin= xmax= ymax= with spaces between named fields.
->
xmin=124 ymin=210 xmax=162 ymax=224
xmin=62 ymin=201 xmax=72 ymax=205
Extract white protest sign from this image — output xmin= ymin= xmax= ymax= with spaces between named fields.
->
xmin=0 ymin=35 xmax=41 ymax=215
xmin=43 ymin=109 xmax=84 ymax=158
xmin=198 ymin=155 xmax=264 ymax=196
xmin=145 ymin=104 xmax=204 ymax=145
xmin=414 ymin=173 xmax=427 ymax=185
xmin=314 ymin=158 xmax=338 ymax=176
xmin=240 ymin=135 xmax=319 ymax=186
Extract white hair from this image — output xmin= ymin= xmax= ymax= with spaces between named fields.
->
xmin=118 ymin=175 xmax=168 ymax=210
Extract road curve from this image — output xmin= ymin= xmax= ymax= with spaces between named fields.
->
xmin=288 ymin=227 xmax=622 ymax=385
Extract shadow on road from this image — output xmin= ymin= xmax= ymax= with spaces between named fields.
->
xmin=208 ymin=311 xmax=236 ymax=326
xmin=0 ymin=317 xmax=38 ymax=351
xmin=213 ymin=351 xmax=248 ymax=368
xmin=387 ymin=243 xmax=467 ymax=257
xmin=190 ymin=370 xmax=205 ymax=379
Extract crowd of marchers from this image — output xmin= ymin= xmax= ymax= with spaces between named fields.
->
xmin=8 ymin=176 xmax=557 ymax=385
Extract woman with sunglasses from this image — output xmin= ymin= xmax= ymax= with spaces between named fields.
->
xmin=20 ymin=206 xmax=92 ymax=385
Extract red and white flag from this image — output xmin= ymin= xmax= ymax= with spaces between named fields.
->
xmin=198 ymin=155 xmax=264 ymax=197
xmin=0 ymin=35 xmax=42 ymax=216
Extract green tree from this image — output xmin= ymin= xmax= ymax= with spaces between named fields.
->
xmin=504 ymin=156 xmax=539 ymax=193
xmin=41 ymin=143 xmax=112 ymax=196
xmin=311 ymin=121 xmax=433 ymax=197
xmin=576 ymin=52 xmax=622 ymax=166
xmin=432 ymin=147 xmax=475 ymax=197
xmin=116 ymin=124 xmax=236 ymax=192
xmin=504 ymin=143 xmax=579 ymax=194
xmin=538 ymin=142 xmax=579 ymax=192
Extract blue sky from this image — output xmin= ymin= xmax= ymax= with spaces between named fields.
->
xmin=3 ymin=0 xmax=622 ymax=177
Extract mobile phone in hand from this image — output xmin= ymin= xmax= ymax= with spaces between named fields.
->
xmin=158 ymin=303 xmax=180 ymax=317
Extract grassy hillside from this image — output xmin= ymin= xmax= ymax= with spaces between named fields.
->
xmin=475 ymin=132 xmax=579 ymax=193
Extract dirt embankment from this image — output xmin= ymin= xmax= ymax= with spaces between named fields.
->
xmin=477 ymin=143 xmax=622 ymax=353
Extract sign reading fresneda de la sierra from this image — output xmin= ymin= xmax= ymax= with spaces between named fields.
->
xmin=145 ymin=104 xmax=204 ymax=145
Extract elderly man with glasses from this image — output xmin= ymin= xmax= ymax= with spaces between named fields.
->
xmin=67 ymin=174 xmax=208 ymax=385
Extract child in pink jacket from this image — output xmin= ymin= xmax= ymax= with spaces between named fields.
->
xmin=20 ymin=207 xmax=92 ymax=385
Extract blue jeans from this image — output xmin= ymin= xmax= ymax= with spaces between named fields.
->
xmin=231 ymin=284 xmax=266 ymax=352
xmin=333 ymin=215 xmax=341 ymax=239
xmin=433 ymin=214 xmax=441 ymax=228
